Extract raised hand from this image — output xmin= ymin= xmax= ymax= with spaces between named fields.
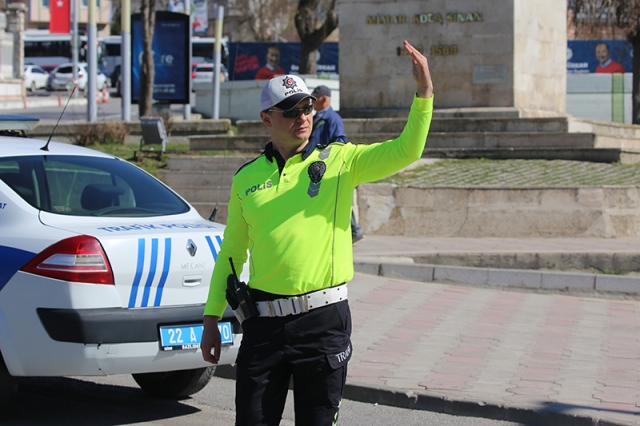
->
xmin=404 ymin=40 xmax=433 ymax=99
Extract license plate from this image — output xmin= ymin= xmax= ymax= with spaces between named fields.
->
xmin=159 ymin=322 xmax=233 ymax=351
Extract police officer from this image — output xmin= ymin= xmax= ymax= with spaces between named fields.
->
xmin=201 ymin=40 xmax=433 ymax=426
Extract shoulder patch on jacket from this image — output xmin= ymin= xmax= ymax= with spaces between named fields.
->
xmin=319 ymin=146 xmax=332 ymax=160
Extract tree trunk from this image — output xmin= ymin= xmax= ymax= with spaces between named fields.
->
xmin=139 ymin=0 xmax=156 ymax=117
xmin=299 ymin=38 xmax=319 ymax=75
xmin=630 ymin=35 xmax=640 ymax=124
xmin=295 ymin=0 xmax=338 ymax=74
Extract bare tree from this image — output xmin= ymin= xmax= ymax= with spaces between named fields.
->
xmin=111 ymin=4 xmax=121 ymax=35
xmin=234 ymin=0 xmax=292 ymax=42
xmin=569 ymin=0 xmax=640 ymax=123
xmin=294 ymin=0 xmax=337 ymax=74
xmin=139 ymin=0 xmax=156 ymax=117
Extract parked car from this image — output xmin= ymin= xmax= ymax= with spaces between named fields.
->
xmin=23 ymin=65 xmax=49 ymax=92
xmin=46 ymin=62 xmax=108 ymax=92
xmin=115 ymin=67 xmax=122 ymax=97
xmin=98 ymin=62 xmax=111 ymax=80
xmin=110 ymin=64 xmax=120 ymax=88
xmin=0 ymin=115 xmax=242 ymax=408
xmin=39 ymin=64 xmax=58 ymax=74
xmin=192 ymin=63 xmax=228 ymax=89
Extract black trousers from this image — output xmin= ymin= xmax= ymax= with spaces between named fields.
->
xmin=235 ymin=300 xmax=352 ymax=426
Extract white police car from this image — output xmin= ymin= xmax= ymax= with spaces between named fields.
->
xmin=0 ymin=115 xmax=241 ymax=406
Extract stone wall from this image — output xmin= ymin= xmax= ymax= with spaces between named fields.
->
xmin=513 ymin=0 xmax=566 ymax=114
xmin=193 ymin=75 xmax=340 ymax=121
xmin=338 ymin=0 xmax=566 ymax=115
xmin=357 ymin=184 xmax=640 ymax=238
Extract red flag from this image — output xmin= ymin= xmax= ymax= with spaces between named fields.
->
xmin=49 ymin=0 xmax=70 ymax=34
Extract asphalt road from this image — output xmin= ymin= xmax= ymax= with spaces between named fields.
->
xmin=1 ymin=373 xmax=529 ymax=426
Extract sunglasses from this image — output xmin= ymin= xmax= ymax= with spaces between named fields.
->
xmin=268 ymin=104 xmax=314 ymax=119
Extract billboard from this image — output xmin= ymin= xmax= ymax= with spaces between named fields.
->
xmin=567 ymin=39 xmax=633 ymax=74
xmin=192 ymin=0 xmax=208 ymax=35
xmin=168 ymin=0 xmax=208 ymax=35
xmin=131 ymin=11 xmax=191 ymax=104
xmin=227 ymin=42 xmax=339 ymax=80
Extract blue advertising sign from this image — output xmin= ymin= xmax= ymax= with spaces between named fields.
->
xmin=227 ymin=42 xmax=339 ymax=81
xmin=131 ymin=11 xmax=191 ymax=104
xmin=567 ymin=39 xmax=633 ymax=74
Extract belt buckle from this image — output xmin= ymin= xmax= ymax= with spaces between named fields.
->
xmin=265 ymin=301 xmax=277 ymax=317
xmin=277 ymin=298 xmax=293 ymax=316
xmin=297 ymin=295 xmax=309 ymax=313
xmin=264 ymin=296 xmax=311 ymax=317
xmin=277 ymin=296 xmax=309 ymax=316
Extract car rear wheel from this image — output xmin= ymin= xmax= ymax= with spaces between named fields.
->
xmin=132 ymin=366 xmax=215 ymax=399
xmin=0 ymin=353 xmax=18 ymax=410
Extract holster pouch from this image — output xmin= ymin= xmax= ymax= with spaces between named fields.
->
xmin=226 ymin=275 xmax=240 ymax=310
xmin=226 ymin=274 xmax=258 ymax=323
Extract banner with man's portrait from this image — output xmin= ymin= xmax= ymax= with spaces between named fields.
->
xmin=567 ymin=39 xmax=632 ymax=74
xmin=227 ymin=42 xmax=339 ymax=81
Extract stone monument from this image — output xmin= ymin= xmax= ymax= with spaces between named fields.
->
xmin=338 ymin=0 xmax=566 ymax=117
xmin=0 ymin=3 xmax=26 ymax=99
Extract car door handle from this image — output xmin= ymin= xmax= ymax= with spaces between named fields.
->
xmin=182 ymin=275 xmax=203 ymax=287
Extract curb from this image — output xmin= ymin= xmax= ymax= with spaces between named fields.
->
xmin=213 ymin=366 xmax=634 ymax=426
xmin=1 ymin=97 xmax=87 ymax=111
xmin=353 ymin=260 xmax=640 ymax=296
xmin=342 ymin=383 xmax=635 ymax=426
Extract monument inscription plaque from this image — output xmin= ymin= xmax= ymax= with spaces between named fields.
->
xmin=338 ymin=0 xmax=566 ymax=116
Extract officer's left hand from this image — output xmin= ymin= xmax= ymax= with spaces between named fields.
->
xmin=201 ymin=315 xmax=221 ymax=364
xmin=404 ymin=40 xmax=433 ymax=99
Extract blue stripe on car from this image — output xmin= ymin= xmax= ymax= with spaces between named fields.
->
xmin=141 ymin=238 xmax=159 ymax=307
xmin=127 ymin=238 xmax=146 ymax=308
xmin=153 ymin=238 xmax=171 ymax=307
xmin=0 ymin=246 xmax=36 ymax=291
xmin=205 ymin=235 xmax=223 ymax=261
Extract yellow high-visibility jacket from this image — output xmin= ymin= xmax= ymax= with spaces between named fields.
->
xmin=205 ymin=95 xmax=433 ymax=318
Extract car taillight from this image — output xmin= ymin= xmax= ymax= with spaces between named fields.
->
xmin=21 ymin=235 xmax=114 ymax=285
xmin=192 ymin=72 xmax=197 ymax=78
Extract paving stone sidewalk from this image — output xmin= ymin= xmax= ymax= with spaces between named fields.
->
xmin=346 ymin=271 xmax=640 ymax=426
xmin=345 ymin=235 xmax=640 ymax=425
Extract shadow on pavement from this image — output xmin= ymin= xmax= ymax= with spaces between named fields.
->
xmin=1 ymin=376 xmax=200 ymax=425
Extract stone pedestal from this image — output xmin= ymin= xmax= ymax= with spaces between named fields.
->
xmin=338 ymin=0 xmax=566 ymax=117
xmin=0 ymin=3 xmax=25 ymax=98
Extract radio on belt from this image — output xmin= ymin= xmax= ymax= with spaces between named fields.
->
xmin=226 ymin=257 xmax=258 ymax=323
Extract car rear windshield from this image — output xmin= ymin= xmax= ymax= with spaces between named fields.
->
xmin=0 ymin=155 xmax=190 ymax=217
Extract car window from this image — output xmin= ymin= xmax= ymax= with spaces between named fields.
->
xmin=0 ymin=155 xmax=190 ymax=217
xmin=57 ymin=66 xmax=72 ymax=74
xmin=34 ymin=68 xmax=45 ymax=74
xmin=0 ymin=161 xmax=39 ymax=205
